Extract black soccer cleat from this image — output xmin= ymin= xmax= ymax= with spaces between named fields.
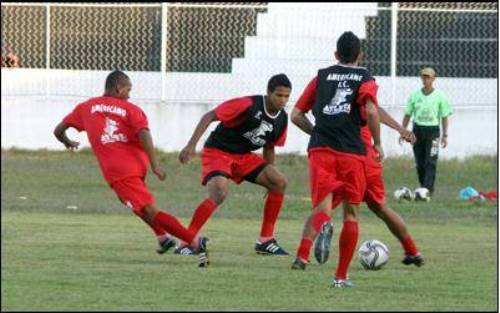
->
xmin=156 ymin=236 xmax=177 ymax=254
xmin=174 ymin=245 xmax=197 ymax=256
xmin=314 ymin=222 xmax=334 ymax=264
xmin=402 ymin=253 xmax=425 ymax=267
xmin=197 ymin=237 xmax=210 ymax=268
xmin=255 ymin=238 xmax=289 ymax=255
xmin=291 ymin=258 xmax=307 ymax=270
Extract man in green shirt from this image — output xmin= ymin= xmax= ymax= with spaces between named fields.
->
xmin=402 ymin=67 xmax=452 ymax=197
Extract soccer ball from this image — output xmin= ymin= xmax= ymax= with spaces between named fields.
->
xmin=394 ymin=187 xmax=413 ymax=201
xmin=414 ymin=187 xmax=430 ymax=201
xmin=358 ymin=240 xmax=389 ymax=270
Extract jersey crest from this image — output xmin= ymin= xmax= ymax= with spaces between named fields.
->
xmin=242 ymin=119 xmax=274 ymax=147
xmin=101 ymin=117 xmax=128 ymax=144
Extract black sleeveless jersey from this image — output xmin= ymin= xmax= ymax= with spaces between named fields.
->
xmin=308 ymin=64 xmax=374 ymax=155
xmin=205 ymin=95 xmax=288 ymax=154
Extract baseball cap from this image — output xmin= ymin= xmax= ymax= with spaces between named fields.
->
xmin=420 ymin=67 xmax=436 ymax=77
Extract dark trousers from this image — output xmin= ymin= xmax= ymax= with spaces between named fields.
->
xmin=412 ymin=125 xmax=440 ymax=194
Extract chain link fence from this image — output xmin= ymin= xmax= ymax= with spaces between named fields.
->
xmin=1 ymin=2 xmax=497 ymax=106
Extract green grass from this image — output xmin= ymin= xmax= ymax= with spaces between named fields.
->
xmin=1 ymin=149 xmax=498 ymax=311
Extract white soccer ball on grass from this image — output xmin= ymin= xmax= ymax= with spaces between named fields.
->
xmin=394 ymin=187 xmax=414 ymax=201
xmin=358 ymin=239 xmax=389 ymax=270
xmin=414 ymin=187 xmax=430 ymax=202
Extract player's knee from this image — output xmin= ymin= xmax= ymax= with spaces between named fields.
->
xmin=210 ymin=188 xmax=227 ymax=205
xmin=140 ymin=204 xmax=159 ymax=223
xmin=344 ymin=212 xmax=358 ymax=222
xmin=343 ymin=204 xmax=359 ymax=220
xmin=368 ymin=200 xmax=384 ymax=215
xmin=272 ymin=175 xmax=288 ymax=192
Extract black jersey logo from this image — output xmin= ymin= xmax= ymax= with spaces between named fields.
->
xmin=243 ymin=120 xmax=274 ymax=147
xmin=322 ymin=85 xmax=353 ymax=115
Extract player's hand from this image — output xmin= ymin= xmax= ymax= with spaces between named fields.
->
xmin=179 ymin=144 xmax=196 ymax=164
xmin=399 ymin=129 xmax=416 ymax=145
xmin=65 ymin=140 xmax=80 ymax=150
xmin=152 ymin=165 xmax=167 ymax=181
xmin=441 ymin=136 xmax=448 ymax=148
xmin=373 ymin=144 xmax=384 ymax=162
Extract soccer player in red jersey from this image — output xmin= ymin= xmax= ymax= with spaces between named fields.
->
xmin=290 ymin=31 xmax=382 ymax=288
xmin=53 ymin=70 xmax=209 ymax=267
xmin=314 ymin=108 xmax=425 ymax=268
xmin=177 ymin=74 xmax=291 ymax=256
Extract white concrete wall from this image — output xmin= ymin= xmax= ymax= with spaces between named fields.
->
xmin=2 ymin=68 xmax=497 ymax=108
xmin=2 ymin=72 xmax=497 ymax=159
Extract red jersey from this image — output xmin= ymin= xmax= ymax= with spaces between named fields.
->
xmin=62 ymin=96 xmax=150 ymax=184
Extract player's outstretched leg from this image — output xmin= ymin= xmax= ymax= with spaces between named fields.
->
xmin=142 ymin=204 xmax=210 ymax=266
xmin=330 ymin=201 xmax=359 ymax=288
xmin=175 ymin=176 xmax=227 ymax=255
xmin=133 ymin=210 xmax=177 ymax=254
xmin=366 ymin=199 xmax=424 ymax=267
xmin=292 ymin=194 xmax=333 ymax=270
xmin=253 ymin=165 xmax=289 ymax=255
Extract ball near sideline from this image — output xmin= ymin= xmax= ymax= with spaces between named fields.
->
xmin=358 ymin=240 xmax=389 ymax=270
xmin=394 ymin=186 xmax=413 ymax=201
xmin=414 ymin=187 xmax=431 ymax=201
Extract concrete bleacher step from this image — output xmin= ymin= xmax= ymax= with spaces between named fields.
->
xmin=256 ymin=14 xmax=370 ymax=38
xmin=235 ymin=3 xmax=380 ymax=76
xmin=232 ymin=58 xmax=335 ymax=76
xmin=244 ymin=36 xmax=342 ymax=60
xmin=255 ymin=2 xmax=378 ymax=37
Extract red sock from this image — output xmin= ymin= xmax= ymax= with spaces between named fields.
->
xmin=311 ymin=211 xmax=331 ymax=233
xmin=188 ymin=198 xmax=218 ymax=234
xmin=296 ymin=238 xmax=313 ymax=262
xmin=335 ymin=220 xmax=359 ymax=280
xmin=153 ymin=211 xmax=196 ymax=245
xmin=401 ymin=235 xmax=419 ymax=256
xmin=260 ymin=192 xmax=284 ymax=238
xmin=133 ymin=210 xmax=168 ymax=240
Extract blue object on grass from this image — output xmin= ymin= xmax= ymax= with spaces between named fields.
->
xmin=459 ymin=186 xmax=479 ymax=200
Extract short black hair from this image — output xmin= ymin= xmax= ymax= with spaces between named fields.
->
xmin=267 ymin=73 xmax=292 ymax=93
xmin=105 ymin=70 xmax=130 ymax=91
xmin=336 ymin=31 xmax=361 ymax=63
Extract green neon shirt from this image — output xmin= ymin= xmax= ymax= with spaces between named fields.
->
xmin=404 ymin=89 xmax=452 ymax=126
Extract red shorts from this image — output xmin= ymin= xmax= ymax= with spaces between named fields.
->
xmin=308 ymin=147 xmax=366 ymax=208
xmin=201 ymin=147 xmax=267 ymax=185
xmin=110 ymin=176 xmax=155 ymax=214
xmin=363 ymin=149 xmax=385 ymax=205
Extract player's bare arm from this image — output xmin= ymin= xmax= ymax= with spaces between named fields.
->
xmin=263 ymin=144 xmax=276 ymax=165
xmin=401 ymin=114 xmax=411 ymax=130
xmin=53 ymin=121 xmax=80 ymax=150
xmin=179 ymin=110 xmax=218 ymax=164
xmin=366 ymin=99 xmax=384 ymax=161
xmin=378 ymin=107 xmax=416 ymax=144
xmin=138 ymin=128 xmax=166 ymax=181
xmin=441 ymin=116 xmax=448 ymax=148
xmin=291 ymin=107 xmax=313 ymax=135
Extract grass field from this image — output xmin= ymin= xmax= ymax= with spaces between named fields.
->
xmin=1 ymin=149 xmax=498 ymax=311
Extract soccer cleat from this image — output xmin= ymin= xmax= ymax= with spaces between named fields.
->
xmin=291 ymin=258 xmax=307 ymax=270
xmin=156 ymin=236 xmax=177 ymax=254
xmin=196 ymin=237 xmax=210 ymax=268
xmin=314 ymin=222 xmax=334 ymax=264
xmin=174 ymin=245 xmax=197 ymax=256
xmin=255 ymin=238 xmax=289 ymax=255
xmin=330 ymin=278 xmax=353 ymax=288
xmin=402 ymin=253 xmax=425 ymax=267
